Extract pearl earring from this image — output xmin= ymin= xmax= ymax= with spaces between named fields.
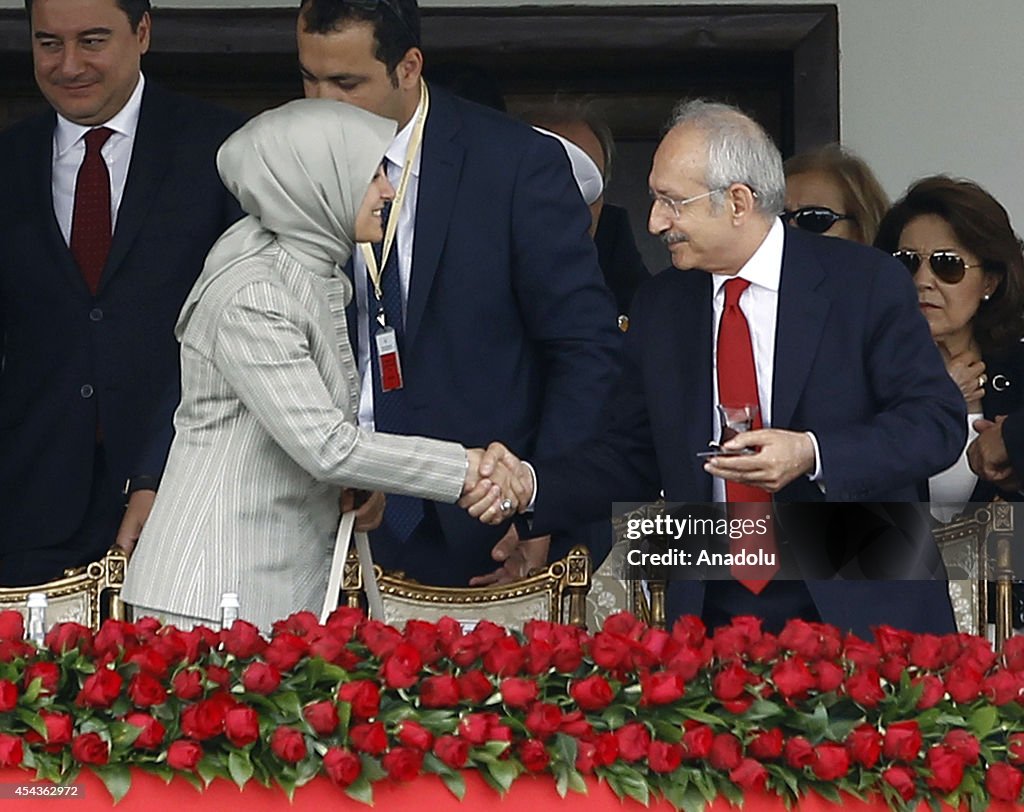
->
xmin=983 ymin=293 xmax=992 ymax=301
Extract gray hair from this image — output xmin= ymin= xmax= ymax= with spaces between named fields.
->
xmin=667 ymin=99 xmax=785 ymax=216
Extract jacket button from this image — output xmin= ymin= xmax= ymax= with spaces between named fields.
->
xmin=80 ymin=384 xmax=94 ymax=398
xmin=89 ymin=308 xmax=103 ymax=322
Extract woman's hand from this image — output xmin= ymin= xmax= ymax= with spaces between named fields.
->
xmin=340 ymin=489 xmax=386 ymax=531
xmin=945 ymin=349 xmax=986 ymax=408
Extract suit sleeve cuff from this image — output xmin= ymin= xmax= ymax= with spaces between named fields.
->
xmin=805 ymin=431 xmax=826 ymax=493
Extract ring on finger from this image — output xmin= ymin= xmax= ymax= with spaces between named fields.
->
xmin=979 ymin=373 xmax=988 ymax=388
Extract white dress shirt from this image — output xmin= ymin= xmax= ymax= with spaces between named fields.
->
xmin=709 ymin=217 xmax=823 ymax=501
xmin=354 ymin=96 xmax=424 ymax=430
xmin=929 ymin=412 xmax=982 ymax=522
xmin=51 ymin=73 xmax=145 ymax=244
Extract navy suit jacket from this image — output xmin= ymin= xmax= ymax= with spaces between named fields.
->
xmin=533 ymin=226 xmax=967 ymax=637
xmin=0 ymin=83 xmax=243 ymax=556
xmin=367 ymin=87 xmax=621 ymax=585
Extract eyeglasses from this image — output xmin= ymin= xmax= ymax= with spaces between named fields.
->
xmin=649 ymin=188 xmax=725 ymax=219
xmin=892 ymin=249 xmax=985 ymax=285
xmin=783 ymin=206 xmax=855 ymax=234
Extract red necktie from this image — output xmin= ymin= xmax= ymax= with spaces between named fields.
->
xmin=70 ymin=127 xmax=114 ymax=295
xmin=717 ymin=278 xmax=779 ymax=593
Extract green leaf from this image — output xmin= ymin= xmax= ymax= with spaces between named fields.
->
xmin=601 ymin=705 xmax=627 ymax=729
xmin=485 ymin=758 xmax=519 ymax=792
xmin=567 ymin=769 xmax=587 ymax=795
xmin=440 ymin=770 xmax=466 ymax=800
xmin=553 ymin=733 xmax=579 ymax=766
xmin=196 ymin=756 xmax=220 ymax=788
xmin=93 ymin=764 xmax=132 ymax=804
xmin=16 ymin=708 xmax=47 ymax=738
xmin=345 ymin=776 xmax=374 ymax=806
xmin=228 ymin=750 xmax=254 ymax=789
xmin=617 ymin=772 xmax=650 ymax=806
xmin=358 ymin=753 xmax=387 ymax=782
xmin=109 ymin=721 xmax=142 ymax=748
xmin=22 ymin=676 xmax=43 ymax=704
xmin=653 ymin=719 xmax=683 ymax=743
xmin=273 ymin=691 xmax=303 ymax=721
xmin=969 ymin=706 xmax=999 ymax=738
xmin=555 ymin=764 xmax=569 ymax=798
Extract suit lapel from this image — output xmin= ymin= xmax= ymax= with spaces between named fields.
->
xmin=98 ymin=83 xmax=174 ymax=294
xmin=686 ymin=275 xmax=715 ymax=501
xmin=405 ymin=87 xmax=464 ymax=350
xmin=772 ymin=230 xmax=830 ymax=429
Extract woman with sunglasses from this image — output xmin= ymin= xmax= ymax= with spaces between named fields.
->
xmin=875 ymin=176 xmax=1024 ymax=524
xmin=783 ymin=143 xmax=889 ymax=244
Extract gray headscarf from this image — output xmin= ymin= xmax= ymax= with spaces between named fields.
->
xmin=178 ymin=98 xmax=396 ymax=335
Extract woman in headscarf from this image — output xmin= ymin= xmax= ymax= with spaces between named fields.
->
xmin=121 ymin=100 xmax=506 ymax=632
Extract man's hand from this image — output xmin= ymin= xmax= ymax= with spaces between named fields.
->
xmin=469 ymin=526 xmax=551 ymax=586
xmin=340 ymin=489 xmax=386 ymax=531
xmin=115 ymin=489 xmax=156 ymax=558
xmin=969 ymin=416 xmax=1021 ymax=490
xmin=705 ymin=428 xmax=815 ymax=493
xmin=459 ymin=443 xmax=535 ymax=524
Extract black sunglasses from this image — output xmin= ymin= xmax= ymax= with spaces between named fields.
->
xmin=892 ymin=249 xmax=985 ymax=285
xmin=783 ymin=206 xmax=855 ymax=234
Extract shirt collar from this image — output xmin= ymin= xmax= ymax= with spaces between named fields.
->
xmin=712 ymin=216 xmax=784 ymax=298
xmin=384 ymin=90 xmax=425 ymax=178
xmin=54 ymin=72 xmax=146 ymax=159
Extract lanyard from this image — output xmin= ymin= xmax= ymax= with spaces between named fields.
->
xmin=358 ymin=81 xmax=430 ymax=311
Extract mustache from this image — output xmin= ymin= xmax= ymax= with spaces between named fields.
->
xmin=661 ymin=232 xmax=688 ymax=246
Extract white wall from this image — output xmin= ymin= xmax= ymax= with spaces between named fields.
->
xmin=6 ymin=0 xmax=1023 ymax=224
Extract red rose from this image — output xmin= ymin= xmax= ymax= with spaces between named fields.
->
xmin=811 ymin=742 xmax=849 ymax=781
xmin=125 ymin=647 xmax=169 ymax=679
xmin=712 ymin=618 xmax=761 ymax=661
xmin=748 ymin=729 xmax=784 ymax=760
xmin=519 ymin=740 xmax=550 ymax=773
xmin=983 ymin=670 xmax=1024 ymax=706
xmin=172 ymin=669 xmax=203 ymax=701
xmin=71 ymin=732 xmax=109 ymax=765
xmin=616 ymin=722 xmax=651 ymax=762
xmin=420 ymin=675 xmax=461 ymax=708
xmin=570 ymin=675 xmax=615 ymax=711
xmin=124 ymin=712 xmax=165 ymax=750
xmin=925 ymin=745 xmax=965 ymax=794
xmin=681 ymin=724 xmax=713 ymax=760
xmin=942 ymin=729 xmax=980 ymax=765
xmin=523 ymin=640 xmax=554 ymax=675
xmin=874 ymin=625 xmax=912 ymax=657
xmin=271 ymin=610 xmax=320 ymax=637
xmin=45 ymin=622 xmax=94 ymax=656
xmin=883 ymin=721 xmax=922 ymax=762
xmin=0 ymin=734 xmax=24 ymax=767
xmin=778 ymin=618 xmax=825 ymax=659
xmin=670 ymin=615 xmax=707 ymax=648
xmin=748 ymin=634 xmax=781 ymax=663
xmin=403 ymin=620 xmax=443 ymax=666
xmin=350 ymin=721 xmax=388 ymax=755
xmin=712 ymin=661 xmax=755 ymax=701
xmin=383 ymin=746 xmax=423 ymax=781
xmin=271 ymin=727 xmax=307 ymax=763
xmin=458 ymin=713 xmax=497 ymax=746
xmin=360 ymin=620 xmax=403 ymax=658
xmin=559 ymin=710 xmax=592 ymax=739
xmin=846 ymin=724 xmax=882 ymax=769
xmin=593 ymin=732 xmax=619 ymax=766
xmin=908 ymin=634 xmax=945 ymax=670
xmin=551 ymin=638 xmax=584 ymax=673
xmin=220 ymin=620 xmax=266 ymax=659
xmin=482 ymin=636 xmax=525 ymax=676
xmin=784 ymin=736 xmax=815 ymax=768
xmin=845 ymin=668 xmax=885 ymax=708
xmin=0 ymin=611 xmax=23 ymax=641
xmin=813 ymin=661 xmax=844 ymax=694
xmin=457 ymin=670 xmax=493 ymax=704
xmin=575 ymin=741 xmax=597 ymax=774
xmin=307 ymin=630 xmax=357 ymax=669
xmin=167 ymin=739 xmax=203 ymax=771
xmin=913 ymin=675 xmax=945 ymax=709
xmin=398 ymin=720 xmax=433 ymax=751
xmin=665 ymin=645 xmax=707 ymax=682
xmin=337 ymin=680 xmax=381 ymax=719
xmin=648 ymin=740 xmax=683 ymax=773
xmin=500 ymin=677 xmax=538 ymax=709
xmin=524 ymin=702 xmax=563 ymax=741
xmin=842 ymin=636 xmax=881 ymax=670
xmin=710 ymin=732 xmax=742 ymax=771
xmin=641 ymin=671 xmax=684 ymax=705
xmin=879 ymin=654 xmax=908 ymax=684
xmin=771 ymin=657 xmax=815 ymax=701
xmin=323 ymin=747 xmax=361 ymax=786
xmin=127 ymin=672 xmax=166 ymax=708
xmin=1005 ymin=636 xmax=1024 ymax=672
xmin=730 ymin=758 xmax=768 ymax=791
xmin=882 ymin=765 xmax=917 ymax=801
xmin=0 ymin=680 xmax=17 ymax=712
xmin=242 ymin=662 xmax=281 ymax=695
xmin=590 ymin=632 xmax=631 ymax=670
xmin=206 ymin=665 xmax=231 ymax=688
xmin=637 ymin=628 xmax=672 ymax=664
xmin=264 ymin=633 xmax=309 ymax=672
xmin=225 ymin=705 xmax=261 ymax=747
xmin=986 ymin=763 xmax=1024 ymax=803
xmin=323 ymin=605 xmax=364 ymax=640
xmin=433 ymin=735 xmax=469 ymax=769
xmin=303 ymin=700 xmax=339 ymax=736
xmin=945 ymin=662 xmax=983 ymax=703
xmin=1010 ymin=733 xmax=1024 ymax=764
xmin=180 ymin=697 xmax=229 ymax=740
xmin=23 ymin=662 xmax=59 ymax=696
xmin=603 ymin=611 xmax=643 ymax=637
xmin=383 ymin=642 xmax=423 ymax=689
xmin=76 ymin=667 xmax=123 ymax=708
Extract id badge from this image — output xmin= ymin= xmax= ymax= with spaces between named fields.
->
xmin=374 ymin=326 xmax=404 ymax=391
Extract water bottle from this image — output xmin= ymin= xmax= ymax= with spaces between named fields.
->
xmin=219 ymin=592 xmax=240 ymax=630
xmin=26 ymin=592 xmax=47 ymax=647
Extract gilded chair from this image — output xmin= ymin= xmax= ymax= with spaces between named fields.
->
xmin=594 ymin=501 xmax=667 ymax=630
xmin=0 ymin=548 xmax=128 ymax=632
xmin=340 ymin=545 xmax=592 ymax=630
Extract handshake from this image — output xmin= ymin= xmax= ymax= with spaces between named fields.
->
xmin=459 ymin=443 xmax=536 ymax=524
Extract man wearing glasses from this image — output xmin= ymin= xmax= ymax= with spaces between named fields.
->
xmin=296 ymin=0 xmax=620 ymax=586
xmin=502 ymin=100 xmax=966 ymax=637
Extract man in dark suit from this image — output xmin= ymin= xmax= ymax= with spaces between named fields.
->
xmin=0 ymin=0 xmax=243 ymax=584
xmin=296 ymin=0 xmax=620 ymax=586
xmin=489 ymin=100 xmax=966 ymax=637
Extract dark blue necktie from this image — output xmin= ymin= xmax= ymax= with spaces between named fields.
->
xmin=368 ymin=188 xmax=424 ymax=541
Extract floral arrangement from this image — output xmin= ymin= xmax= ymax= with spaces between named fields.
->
xmin=1 ymin=608 xmax=1024 ymax=810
